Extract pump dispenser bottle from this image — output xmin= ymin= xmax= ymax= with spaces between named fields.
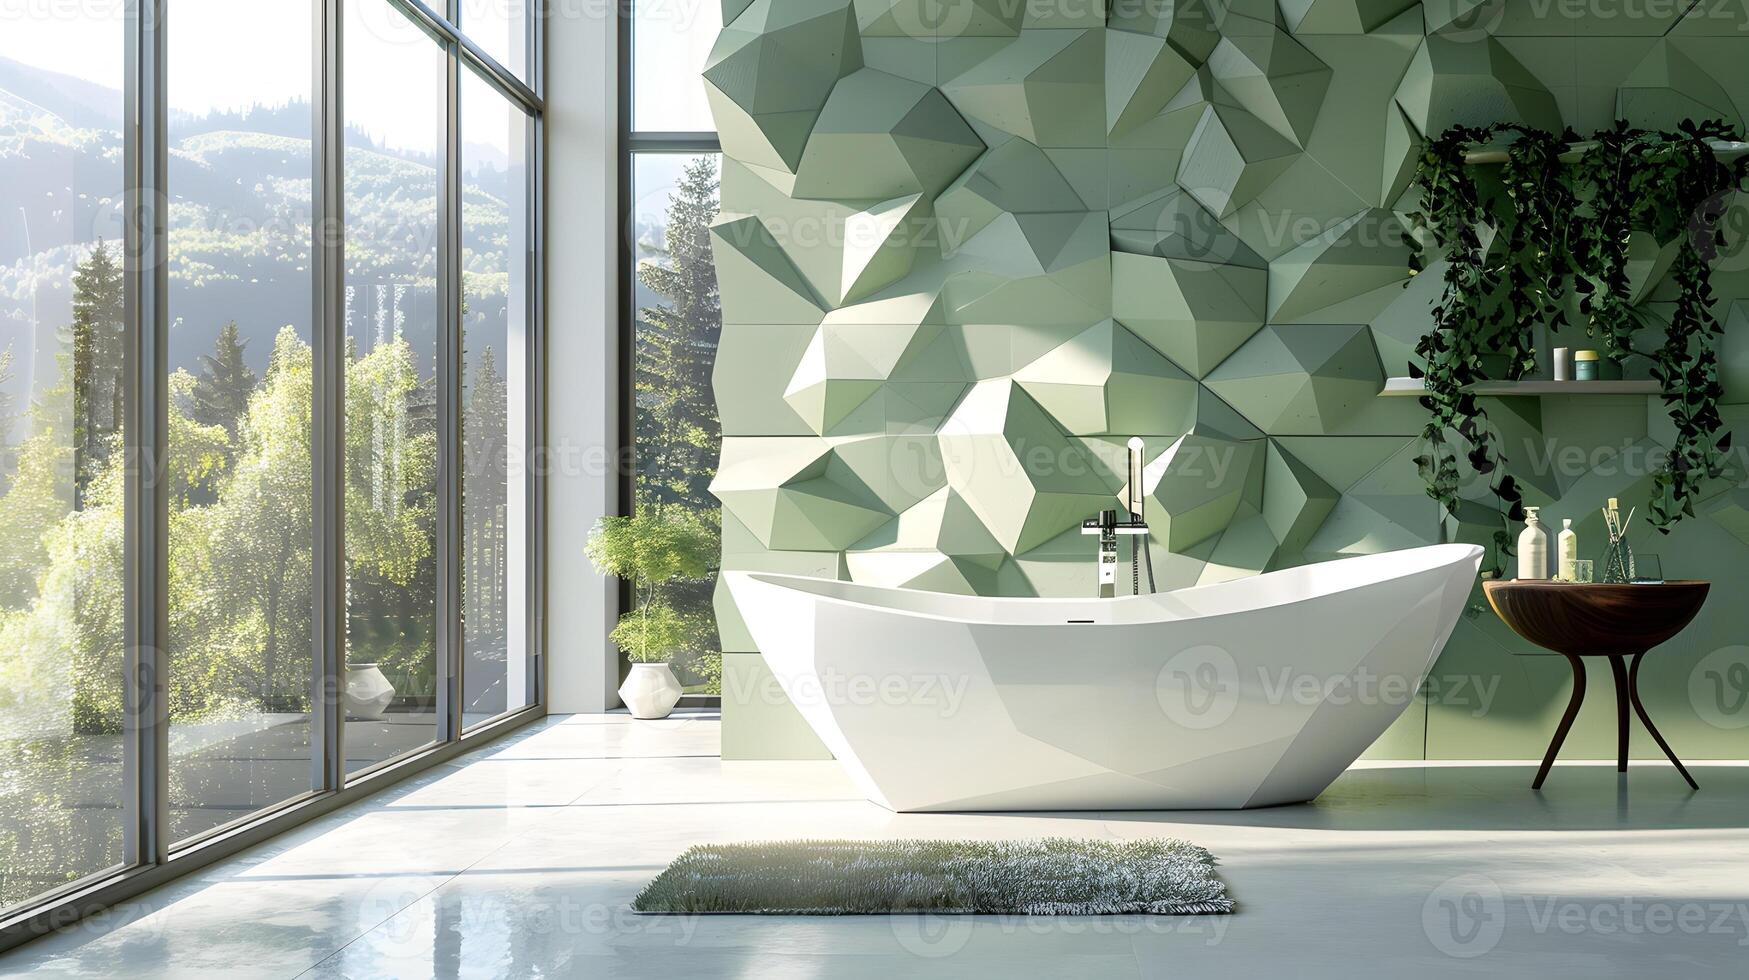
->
xmin=1518 ymin=507 xmax=1550 ymax=580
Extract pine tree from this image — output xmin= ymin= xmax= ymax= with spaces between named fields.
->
xmin=635 ymin=155 xmax=722 ymax=513
xmin=191 ymin=321 xmax=258 ymax=439
xmin=68 ymin=242 xmax=125 ymax=508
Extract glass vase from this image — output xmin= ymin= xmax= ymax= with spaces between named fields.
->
xmin=1601 ymin=534 xmax=1634 ymax=584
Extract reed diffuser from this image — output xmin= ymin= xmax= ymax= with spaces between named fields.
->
xmin=1600 ymin=497 xmax=1635 ymax=584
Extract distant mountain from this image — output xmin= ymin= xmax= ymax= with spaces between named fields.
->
xmin=0 ymin=54 xmax=122 ymax=131
xmin=0 ymin=63 xmax=519 ymax=420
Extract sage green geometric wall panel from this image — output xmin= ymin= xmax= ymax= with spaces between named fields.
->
xmin=1266 ymin=209 xmax=1412 ymax=324
xmin=1617 ymin=40 xmax=1739 ymax=126
xmin=705 ymin=0 xmax=863 ymax=177
xmin=1202 ymin=324 xmax=1384 ymax=435
xmin=942 ymin=28 xmax=1105 ymax=147
xmin=711 ymin=3 xmax=1749 ymax=761
xmin=1394 ymin=36 xmax=1562 ymax=133
xmin=1279 ymin=0 xmax=1418 ymax=35
xmin=1112 ymin=250 xmax=1266 ymax=378
xmin=793 ymin=68 xmax=986 ymax=200
xmin=1013 ymin=319 xmax=1200 ymax=435
xmin=1205 ymin=9 xmax=1333 ymax=146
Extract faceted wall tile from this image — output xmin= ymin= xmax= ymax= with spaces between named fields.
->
xmin=942 ymin=29 xmax=1108 ymax=147
xmin=1394 ymin=35 xmax=1563 ymax=134
xmin=1013 ymin=319 xmax=1200 ymax=435
xmin=840 ymin=193 xmax=934 ymax=303
xmin=711 ymin=214 xmax=829 ymax=325
xmin=1267 ymin=209 xmax=1413 ymax=324
xmin=1109 ymin=185 xmax=1266 ymax=267
xmin=1126 ymin=429 xmax=1264 ymax=551
xmin=712 ymin=437 xmax=897 ymax=551
xmin=793 ymin=68 xmax=986 ymax=200
xmin=1205 ymin=11 xmax=1333 ymax=146
xmin=1108 ymin=0 xmax=1219 ymax=64
xmin=1177 ymin=101 xmax=1301 ymax=217
xmin=1279 ymin=0 xmax=1419 ymax=35
xmin=1203 ymin=324 xmax=1385 ymax=435
xmin=937 ymin=380 xmax=1119 ymax=552
xmin=1616 ymin=39 xmax=1740 ymax=127
xmin=716 ymin=323 xmax=820 ymax=435
xmin=941 ymin=210 xmax=1113 ymax=323
xmin=1112 ymin=250 xmax=1266 ymax=378
xmin=854 ymin=0 xmax=1025 ymax=38
xmin=706 ymin=0 xmax=864 ymax=174
xmin=1107 ymin=29 xmax=1199 ymax=140
xmin=935 ymin=136 xmax=1088 ymax=244
xmin=1262 ymin=439 xmax=1339 ymax=554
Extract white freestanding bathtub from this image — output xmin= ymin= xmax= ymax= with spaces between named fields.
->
xmin=725 ymin=543 xmax=1483 ymax=811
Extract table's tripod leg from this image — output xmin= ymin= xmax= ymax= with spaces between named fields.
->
xmin=1535 ymin=652 xmax=1586 ymax=790
xmin=1628 ymin=652 xmax=1699 ymax=791
xmin=1609 ymin=656 xmax=1629 ymax=773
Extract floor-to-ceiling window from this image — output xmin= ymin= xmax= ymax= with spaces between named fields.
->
xmin=0 ymin=1 xmax=128 ymax=914
xmin=166 ymin=0 xmax=319 ymax=845
xmin=342 ymin=0 xmax=445 ymax=773
xmin=461 ymin=67 xmax=532 ymax=724
xmin=0 ymin=0 xmax=542 ymax=943
xmin=624 ymin=0 xmax=723 ymax=697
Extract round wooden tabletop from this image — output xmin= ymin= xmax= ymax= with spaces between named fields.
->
xmin=1481 ymin=579 xmax=1710 ymax=657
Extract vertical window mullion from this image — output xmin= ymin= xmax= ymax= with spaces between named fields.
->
xmin=527 ymin=110 xmax=544 ymax=709
xmin=313 ymin=0 xmax=348 ymax=792
xmin=121 ymin=0 xmax=171 ymax=869
xmin=437 ymin=43 xmax=465 ymax=742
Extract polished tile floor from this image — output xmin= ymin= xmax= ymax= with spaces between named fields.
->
xmin=4 ymin=710 xmax=1748 ymax=978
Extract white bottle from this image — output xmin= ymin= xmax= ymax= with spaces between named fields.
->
xmin=1517 ymin=507 xmax=1550 ymax=580
xmin=1556 ymin=518 xmax=1578 ymax=581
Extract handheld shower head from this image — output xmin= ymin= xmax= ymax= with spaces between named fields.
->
xmin=1125 ymin=437 xmax=1145 ymax=519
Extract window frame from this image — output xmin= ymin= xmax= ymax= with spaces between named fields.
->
xmin=0 ymin=0 xmax=546 ymax=947
xmin=616 ymin=0 xmax=723 ymax=705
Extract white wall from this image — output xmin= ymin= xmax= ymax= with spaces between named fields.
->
xmin=543 ymin=0 xmax=620 ymax=712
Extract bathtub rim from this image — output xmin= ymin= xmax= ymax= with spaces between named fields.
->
xmin=724 ymin=543 xmax=1484 ymax=628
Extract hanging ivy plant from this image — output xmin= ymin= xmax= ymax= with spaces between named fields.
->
xmin=1405 ymin=119 xmax=1747 ymax=571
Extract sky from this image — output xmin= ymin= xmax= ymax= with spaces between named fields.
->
xmin=0 ymin=0 xmax=518 ymax=154
xmin=633 ymin=0 xmax=720 ymax=132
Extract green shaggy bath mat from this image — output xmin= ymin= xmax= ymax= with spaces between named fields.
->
xmin=632 ymin=838 xmax=1233 ymax=915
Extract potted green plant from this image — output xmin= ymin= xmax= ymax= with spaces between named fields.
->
xmin=585 ymin=505 xmax=716 ymax=719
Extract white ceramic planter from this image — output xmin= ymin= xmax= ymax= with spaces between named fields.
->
xmin=344 ymin=663 xmax=396 ymax=720
xmin=619 ymin=663 xmax=683 ymax=720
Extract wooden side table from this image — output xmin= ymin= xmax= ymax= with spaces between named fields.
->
xmin=1482 ymin=579 xmax=1709 ymax=790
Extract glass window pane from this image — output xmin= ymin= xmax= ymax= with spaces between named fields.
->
xmin=460 ymin=69 xmax=531 ymax=724
xmin=165 ymin=0 xmax=317 ymax=845
xmin=633 ymin=0 xmax=721 ymax=132
xmin=631 ymin=153 xmax=722 ymax=694
xmin=459 ymin=0 xmax=529 ymax=82
xmin=0 ymin=5 xmax=128 ymax=912
xmin=344 ymin=0 xmax=443 ymax=772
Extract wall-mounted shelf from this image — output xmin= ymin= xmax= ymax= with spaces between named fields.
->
xmin=1380 ymin=377 xmax=1664 ymax=397
xmin=1462 ymin=139 xmax=1749 ymax=165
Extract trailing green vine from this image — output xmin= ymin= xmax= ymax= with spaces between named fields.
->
xmin=1405 ymin=119 xmax=1747 ymax=570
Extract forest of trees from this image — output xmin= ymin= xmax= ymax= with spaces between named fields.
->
xmin=0 ymin=243 xmax=515 ymax=738
xmin=634 ymin=155 xmax=724 ymax=692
